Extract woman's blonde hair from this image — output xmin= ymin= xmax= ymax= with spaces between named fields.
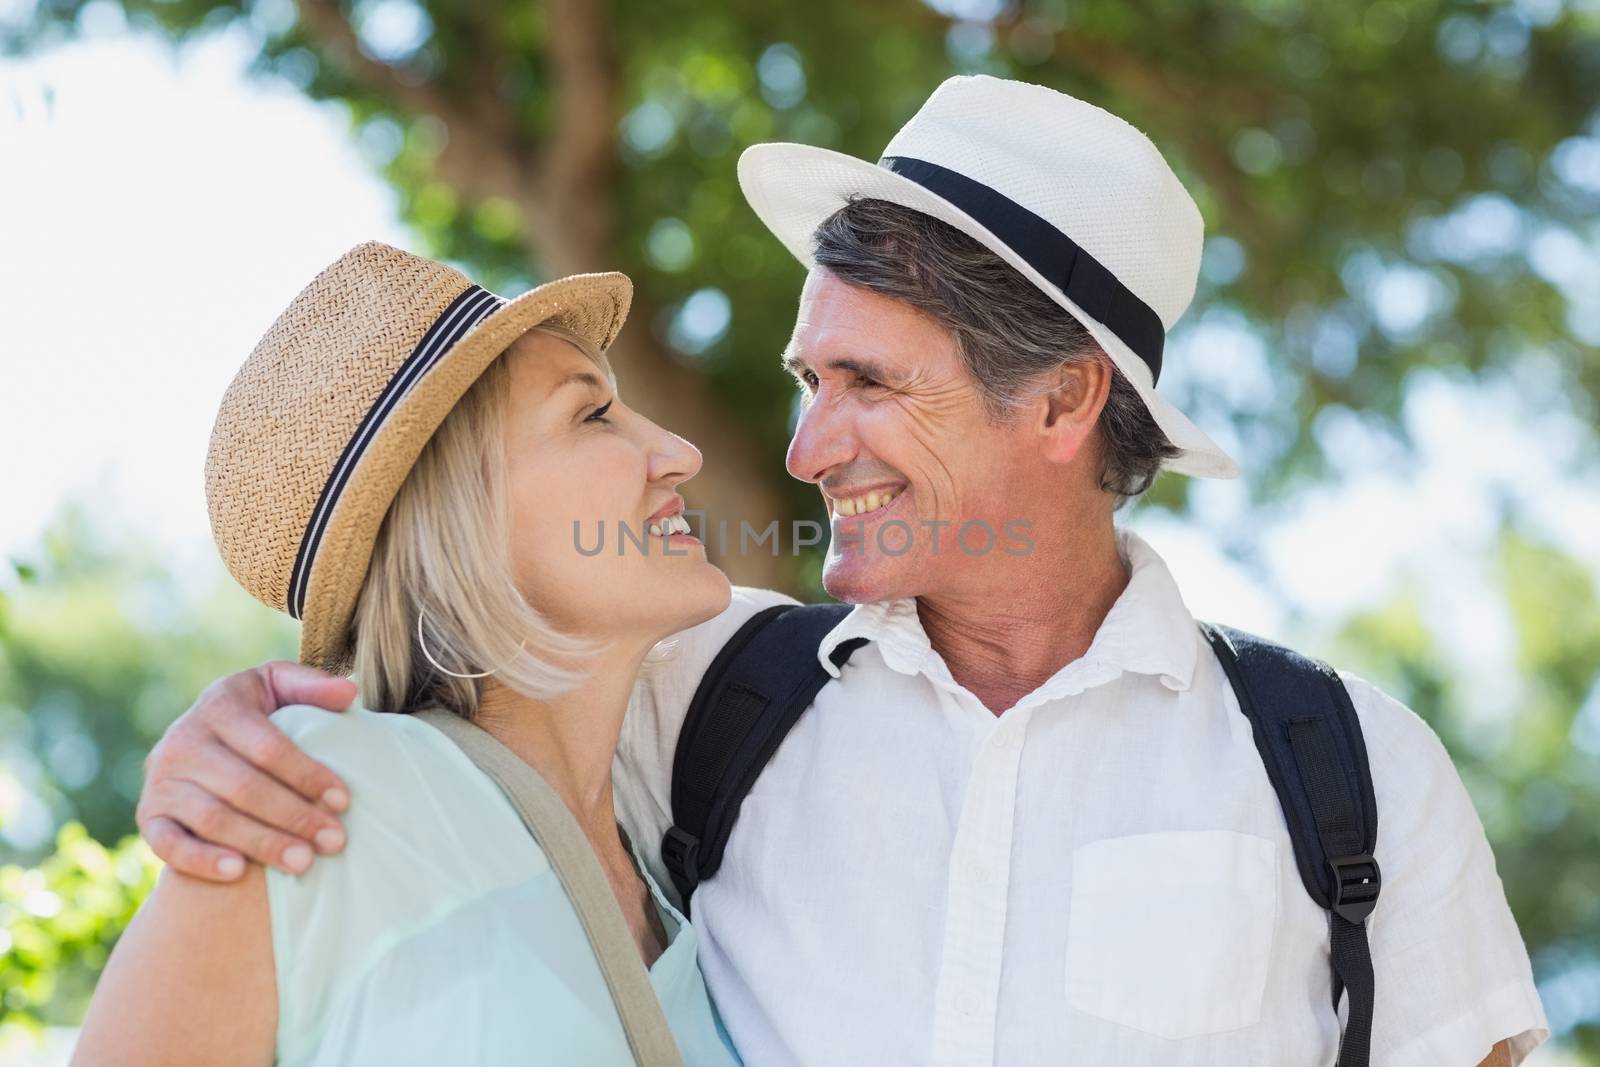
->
xmin=349 ymin=322 xmax=614 ymax=719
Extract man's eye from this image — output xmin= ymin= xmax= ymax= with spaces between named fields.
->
xmin=794 ymin=371 xmax=818 ymax=391
xmin=585 ymin=399 xmax=614 ymax=423
xmin=856 ymin=374 xmax=882 ymax=390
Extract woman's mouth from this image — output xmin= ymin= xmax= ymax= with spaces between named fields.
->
xmin=646 ymin=513 xmax=693 ymax=538
xmin=644 ymin=513 xmax=702 ymax=548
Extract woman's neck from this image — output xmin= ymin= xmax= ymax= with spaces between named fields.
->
xmin=471 ymin=635 xmax=670 ymax=966
xmin=471 ymin=638 xmax=650 ymax=841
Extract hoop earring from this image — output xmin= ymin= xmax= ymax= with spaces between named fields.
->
xmin=416 ymin=605 xmax=527 ymax=679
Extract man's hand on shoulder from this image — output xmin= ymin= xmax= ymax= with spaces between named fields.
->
xmin=138 ymin=660 xmax=357 ymax=881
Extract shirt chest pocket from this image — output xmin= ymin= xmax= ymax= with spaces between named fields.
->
xmin=1064 ymin=829 xmax=1279 ymax=1041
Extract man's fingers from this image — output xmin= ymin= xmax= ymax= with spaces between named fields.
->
xmin=203 ymin=684 xmax=351 ymax=812
xmin=185 ymin=745 xmax=346 ymax=856
xmin=139 ymin=815 xmax=248 ymax=882
xmin=150 ymin=778 xmax=318 ymax=875
xmin=136 ymin=662 xmax=355 ymax=873
xmin=257 ymin=660 xmax=358 ymax=715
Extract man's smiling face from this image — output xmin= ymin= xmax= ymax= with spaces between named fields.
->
xmin=783 ymin=268 xmax=1048 ymax=604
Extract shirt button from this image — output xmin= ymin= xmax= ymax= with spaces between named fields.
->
xmin=992 ymin=729 xmax=1022 ymax=751
xmin=965 ymin=860 xmax=992 ymax=884
xmin=956 ymin=990 xmax=982 ymax=1017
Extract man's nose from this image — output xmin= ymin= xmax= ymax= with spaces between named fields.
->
xmin=785 ymin=394 xmax=856 ymax=484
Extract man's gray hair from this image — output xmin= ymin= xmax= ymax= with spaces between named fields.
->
xmin=810 ymin=197 xmax=1182 ymax=508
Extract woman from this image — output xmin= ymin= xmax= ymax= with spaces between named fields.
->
xmin=72 ymin=242 xmax=739 ymax=1066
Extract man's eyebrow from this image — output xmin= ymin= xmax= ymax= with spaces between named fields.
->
xmin=780 ymin=350 xmax=908 ymax=386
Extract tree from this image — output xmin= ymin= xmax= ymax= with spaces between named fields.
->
xmin=6 ymin=0 xmax=1596 ymax=587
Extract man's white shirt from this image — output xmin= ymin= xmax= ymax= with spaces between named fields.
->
xmin=614 ymin=525 xmax=1550 ymax=1066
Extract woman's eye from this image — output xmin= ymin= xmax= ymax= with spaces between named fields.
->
xmin=585 ymin=399 xmax=614 ymax=423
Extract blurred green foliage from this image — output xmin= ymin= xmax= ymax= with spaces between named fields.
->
xmin=1327 ymin=524 xmax=1600 ymax=1062
xmin=0 ymin=823 xmax=159 ymax=1043
xmin=0 ymin=511 xmax=281 ymax=1045
xmin=0 ymin=502 xmax=298 ymax=864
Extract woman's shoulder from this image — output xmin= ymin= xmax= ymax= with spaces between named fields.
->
xmin=265 ymin=704 xmax=558 ymax=1058
xmin=266 ymin=702 xmax=552 ymax=891
xmin=270 ymin=704 xmax=497 ymax=804
xmin=269 ymin=701 xmax=440 ymax=764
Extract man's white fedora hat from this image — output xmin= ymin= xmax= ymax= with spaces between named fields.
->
xmin=738 ymin=74 xmax=1240 ymax=481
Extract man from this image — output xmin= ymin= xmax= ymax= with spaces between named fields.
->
xmin=135 ymin=77 xmax=1546 ymax=1065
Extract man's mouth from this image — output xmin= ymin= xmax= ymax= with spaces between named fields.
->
xmin=826 ymin=485 xmax=907 ymax=520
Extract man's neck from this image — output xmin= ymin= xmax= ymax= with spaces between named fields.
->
xmin=917 ymin=522 xmax=1130 ymax=716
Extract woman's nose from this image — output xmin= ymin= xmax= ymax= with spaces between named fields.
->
xmin=648 ymin=420 xmax=703 ymax=485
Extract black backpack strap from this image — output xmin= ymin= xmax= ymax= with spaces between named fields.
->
xmin=662 ymin=602 xmax=868 ymax=913
xmin=1199 ymin=621 xmax=1381 ymax=1067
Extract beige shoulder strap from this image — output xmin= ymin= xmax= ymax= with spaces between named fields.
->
xmin=413 ymin=708 xmax=686 ymax=1067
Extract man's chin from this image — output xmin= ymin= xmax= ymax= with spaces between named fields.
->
xmin=820 ymin=555 xmax=913 ymax=606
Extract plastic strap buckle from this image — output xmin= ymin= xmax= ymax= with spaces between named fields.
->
xmin=1329 ymin=852 xmax=1382 ymax=923
xmin=661 ymin=825 xmax=701 ymax=894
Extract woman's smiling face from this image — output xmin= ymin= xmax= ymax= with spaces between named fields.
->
xmin=500 ymin=329 xmax=731 ymax=643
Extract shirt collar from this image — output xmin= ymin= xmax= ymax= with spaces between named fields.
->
xmin=817 ymin=525 xmax=1199 ymax=701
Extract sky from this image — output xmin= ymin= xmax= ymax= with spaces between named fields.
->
xmin=0 ymin=24 xmax=410 ymax=583
xmin=1 ymin=21 xmax=1598 ymax=695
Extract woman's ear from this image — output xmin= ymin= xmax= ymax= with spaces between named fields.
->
xmin=1037 ymin=356 xmax=1113 ymax=467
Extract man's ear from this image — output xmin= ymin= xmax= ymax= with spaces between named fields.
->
xmin=1037 ymin=356 xmax=1112 ymax=467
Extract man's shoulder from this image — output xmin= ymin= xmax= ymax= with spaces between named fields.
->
xmin=621 ymin=589 xmax=799 ymax=761
xmin=1206 ymin=630 xmax=1451 ymax=769
xmin=689 ymin=585 xmax=807 ymax=646
xmin=707 ymin=584 xmax=808 ymax=631
xmin=1212 ymin=645 xmax=1466 ymax=821
xmin=1325 ymin=667 xmax=1491 ymax=852
xmin=617 ymin=586 xmax=809 ymax=899
xmin=1331 ymin=668 xmax=1454 ymax=770
xmin=642 ymin=585 xmax=806 ymax=697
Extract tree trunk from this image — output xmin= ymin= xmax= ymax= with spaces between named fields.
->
xmin=533 ymin=0 xmax=797 ymax=590
xmin=299 ymin=0 xmax=802 ymax=591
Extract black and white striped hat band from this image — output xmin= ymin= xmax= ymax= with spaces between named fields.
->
xmin=880 ymin=156 xmax=1165 ymax=385
xmin=286 ymin=284 xmax=506 ymax=620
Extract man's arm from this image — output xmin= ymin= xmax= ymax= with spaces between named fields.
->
xmin=137 ymin=660 xmax=357 ymax=879
xmin=1340 ymin=672 xmax=1550 ymax=1066
xmin=1477 ymin=1038 xmax=1512 ymax=1067
xmin=147 ymin=589 xmax=806 ymax=884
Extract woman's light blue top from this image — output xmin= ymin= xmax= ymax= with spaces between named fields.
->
xmin=265 ymin=703 xmax=741 ymax=1067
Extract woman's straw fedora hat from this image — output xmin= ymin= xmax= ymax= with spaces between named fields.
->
xmin=205 ymin=241 xmax=632 ymax=675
